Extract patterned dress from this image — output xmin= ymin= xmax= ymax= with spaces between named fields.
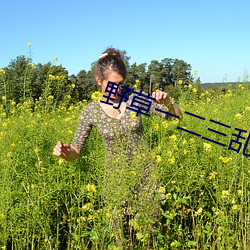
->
xmin=71 ymin=92 xmax=171 ymax=234
xmin=71 ymin=92 xmax=170 ymax=156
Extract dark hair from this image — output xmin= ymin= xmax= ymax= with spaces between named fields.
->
xmin=95 ymin=48 xmax=127 ymax=81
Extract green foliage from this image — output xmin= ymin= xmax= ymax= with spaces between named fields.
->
xmin=0 ymin=82 xmax=250 ymax=249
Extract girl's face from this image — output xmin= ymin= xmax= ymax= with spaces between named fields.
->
xmin=96 ymin=71 xmax=125 ymax=103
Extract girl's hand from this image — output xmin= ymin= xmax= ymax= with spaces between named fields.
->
xmin=152 ymin=91 xmax=171 ymax=105
xmin=53 ymin=141 xmax=71 ymax=158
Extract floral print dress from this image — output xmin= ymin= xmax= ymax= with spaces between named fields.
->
xmin=71 ymin=91 xmax=172 ymax=229
xmin=71 ymin=91 xmax=170 ymax=157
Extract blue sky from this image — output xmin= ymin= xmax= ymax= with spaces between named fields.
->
xmin=1 ymin=0 xmax=249 ymax=83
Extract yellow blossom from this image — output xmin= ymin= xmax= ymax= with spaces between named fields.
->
xmin=219 ymin=156 xmax=232 ymax=164
xmin=155 ymin=155 xmax=162 ymax=164
xmin=133 ymin=84 xmax=138 ymax=89
xmin=193 ymin=69 xmax=198 ymax=74
xmin=214 ymin=209 xmax=223 ymax=216
xmin=28 ymin=42 xmax=32 ymax=47
xmin=71 ymin=83 xmax=76 ymax=89
xmin=81 ymin=203 xmax=93 ymax=212
xmin=2 ymin=122 xmax=7 ymax=128
xmin=178 ymin=79 xmax=183 ymax=85
xmin=195 ymin=207 xmax=203 ymax=216
xmin=232 ymin=204 xmax=239 ymax=211
xmin=130 ymin=111 xmax=137 ymax=121
xmin=188 ymin=84 xmax=192 ymax=89
xmin=54 ymin=56 xmax=58 ymax=61
xmin=130 ymin=171 xmax=136 ymax=176
xmin=165 ymin=193 xmax=172 ymax=199
xmin=58 ymin=158 xmax=65 ymax=165
xmin=0 ymin=213 xmax=5 ymax=221
xmin=168 ymin=156 xmax=175 ymax=165
xmin=48 ymin=95 xmax=54 ymax=100
xmin=31 ymin=184 xmax=37 ymax=189
xmin=86 ymin=184 xmax=97 ymax=193
xmin=208 ymin=171 xmax=217 ymax=180
xmin=161 ymin=120 xmax=168 ymax=129
xmin=245 ymin=106 xmax=250 ymax=111
xmin=135 ymin=79 xmax=140 ymax=83
xmin=34 ymin=147 xmax=41 ymax=153
xmin=235 ymin=113 xmax=242 ymax=120
xmin=2 ymin=96 xmax=6 ymax=100
xmin=0 ymin=69 xmax=6 ymax=75
xmin=169 ymin=134 xmax=177 ymax=141
xmin=182 ymin=138 xmax=187 ymax=145
xmin=91 ymin=91 xmax=103 ymax=101
xmin=192 ymin=88 xmax=197 ymax=93
xmin=237 ymin=189 xmax=243 ymax=196
xmin=222 ymin=190 xmax=230 ymax=197
xmin=159 ymin=186 xmax=166 ymax=194
xmin=154 ymin=123 xmax=159 ymax=131
xmin=203 ymin=142 xmax=212 ymax=152
xmin=189 ymin=138 xmax=195 ymax=143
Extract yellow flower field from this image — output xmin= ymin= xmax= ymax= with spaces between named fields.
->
xmin=0 ymin=82 xmax=249 ymax=249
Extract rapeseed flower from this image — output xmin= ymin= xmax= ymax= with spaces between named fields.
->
xmin=0 ymin=69 xmax=5 ymax=75
xmin=203 ymin=142 xmax=212 ymax=152
xmin=189 ymin=138 xmax=195 ymax=143
xmin=182 ymin=138 xmax=187 ymax=145
xmin=194 ymin=207 xmax=203 ymax=216
xmin=222 ymin=190 xmax=230 ymax=197
xmin=154 ymin=123 xmax=159 ymax=131
xmin=219 ymin=156 xmax=232 ymax=164
xmin=178 ymin=79 xmax=183 ymax=85
xmin=169 ymin=134 xmax=177 ymax=141
xmin=168 ymin=156 xmax=175 ymax=165
xmin=81 ymin=203 xmax=93 ymax=212
xmin=130 ymin=111 xmax=137 ymax=121
xmin=161 ymin=120 xmax=168 ymax=128
xmin=158 ymin=186 xmax=166 ymax=194
xmin=86 ymin=184 xmax=97 ymax=193
xmin=155 ymin=155 xmax=162 ymax=164
xmin=91 ymin=91 xmax=103 ymax=101
xmin=208 ymin=171 xmax=217 ymax=180
xmin=192 ymin=88 xmax=197 ymax=93
xmin=165 ymin=193 xmax=172 ymax=199
xmin=235 ymin=113 xmax=242 ymax=120
xmin=237 ymin=189 xmax=243 ymax=195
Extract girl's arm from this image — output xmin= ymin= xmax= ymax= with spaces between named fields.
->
xmin=53 ymin=141 xmax=80 ymax=161
xmin=151 ymin=91 xmax=182 ymax=120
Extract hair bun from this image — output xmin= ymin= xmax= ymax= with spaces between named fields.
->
xmin=100 ymin=48 xmax=123 ymax=60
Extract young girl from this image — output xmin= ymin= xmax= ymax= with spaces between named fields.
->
xmin=53 ymin=48 xmax=182 ymax=247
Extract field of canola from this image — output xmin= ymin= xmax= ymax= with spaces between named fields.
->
xmin=0 ymin=83 xmax=249 ymax=249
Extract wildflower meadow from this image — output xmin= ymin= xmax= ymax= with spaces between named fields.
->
xmin=0 ymin=56 xmax=250 ymax=249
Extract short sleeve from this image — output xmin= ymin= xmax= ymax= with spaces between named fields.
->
xmin=71 ymin=103 xmax=94 ymax=152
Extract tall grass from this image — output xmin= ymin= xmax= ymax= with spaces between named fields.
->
xmin=0 ymin=82 xmax=250 ymax=249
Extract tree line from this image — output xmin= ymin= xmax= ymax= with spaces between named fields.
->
xmin=0 ymin=51 xmax=200 ymax=106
